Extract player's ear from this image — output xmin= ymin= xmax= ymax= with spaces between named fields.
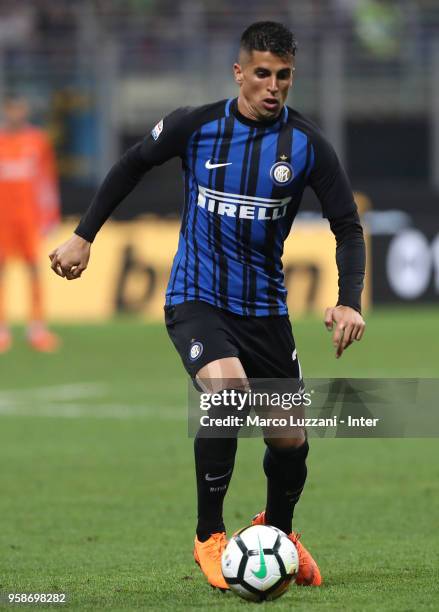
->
xmin=290 ymin=65 xmax=296 ymax=86
xmin=233 ymin=63 xmax=243 ymax=86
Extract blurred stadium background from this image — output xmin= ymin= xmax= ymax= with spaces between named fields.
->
xmin=1 ymin=2 xmax=438 ymax=610
xmin=1 ymin=0 xmax=439 ymax=318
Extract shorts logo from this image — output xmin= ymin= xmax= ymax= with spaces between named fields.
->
xmin=189 ymin=341 xmax=203 ymax=361
xmin=151 ymin=119 xmax=163 ymax=140
xmin=270 ymin=162 xmax=294 ymax=185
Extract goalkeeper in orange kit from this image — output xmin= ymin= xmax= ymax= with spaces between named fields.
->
xmin=0 ymin=96 xmax=61 ymax=352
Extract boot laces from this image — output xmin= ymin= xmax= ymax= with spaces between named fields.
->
xmin=289 ymin=531 xmax=302 ymax=545
xmin=205 ymin=533 xmax=227 ymax=560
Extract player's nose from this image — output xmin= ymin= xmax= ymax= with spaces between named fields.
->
xmin=267 ymin=79 xmax=279 ymax=94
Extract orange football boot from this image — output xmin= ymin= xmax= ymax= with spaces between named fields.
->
xmin=252 ymin=511 xmax=322 ymax=586
xmin=0 ymin=327 xmax=12 ymax=353
xmin=27 ymin=326 xmax=60 ymax=353
xmin=194 ymin=532 xmax=229 ymax=590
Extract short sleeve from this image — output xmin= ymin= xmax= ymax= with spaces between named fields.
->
xmin=307 ymin=131 xmax=357 ymax=219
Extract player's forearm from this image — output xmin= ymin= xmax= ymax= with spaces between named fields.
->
xmin=329 ymin=211 xmax=366 ymax=313
xmin=75 ymin=143 xmax=151 ymax=242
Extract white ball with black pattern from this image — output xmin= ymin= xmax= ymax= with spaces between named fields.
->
xmin=221 ymin=524 xmax=299 ymax=602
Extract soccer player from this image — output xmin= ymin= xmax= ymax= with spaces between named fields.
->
xmin=0 ymin=96 xmax=61 ymax=352
xmin=49 ymin=22 xmax=366 ymax=590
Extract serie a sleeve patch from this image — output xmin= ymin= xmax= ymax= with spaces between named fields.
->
xmin=151 ymin=119 xmax=164 ymax=141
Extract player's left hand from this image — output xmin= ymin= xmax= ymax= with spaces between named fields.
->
xmin=324 ymin=305 xmax=365 ymax=359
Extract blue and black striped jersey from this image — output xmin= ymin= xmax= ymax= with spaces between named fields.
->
xmin=76 ymin=98 xmax=361 ymax=316
xmin=154 ymin=99 xmax=356 ymax=316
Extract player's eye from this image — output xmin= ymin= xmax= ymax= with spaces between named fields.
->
xmin=277 ymin=69 xmax=292 ymax=80
xmin=255 ymin=69 xmax=270 ymax=78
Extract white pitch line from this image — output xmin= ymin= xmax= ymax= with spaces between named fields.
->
xmin=0 ymin=402 xmax=185 ymax=420
xmin=0 ymin=382 xmax=108 ymax=402
xmin=0 ymin=382 xmax=186 ymax=420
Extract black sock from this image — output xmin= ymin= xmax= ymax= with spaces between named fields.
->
xmin=263 ymin=439 xmax=309 ymax=535
xmin=194 ymin=435 xmax=237 ymax=541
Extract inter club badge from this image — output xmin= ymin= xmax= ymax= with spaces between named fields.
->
xmin=270 ymin=161 xmax=294 ymax=186
xmin=189 ymin=341 xmax=203 ymax=361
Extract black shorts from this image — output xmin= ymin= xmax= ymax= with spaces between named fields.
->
xmin=164 ymin=300 xmax=302 ymax=381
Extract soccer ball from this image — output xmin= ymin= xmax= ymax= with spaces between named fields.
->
xmin=221 ymin=524 xmax=299 ymax=602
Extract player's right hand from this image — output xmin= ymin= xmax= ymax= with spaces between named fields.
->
xmin=49 ymin=234 xmax=91 ymax=280
xmin=324 ymin=305 xmax=366 ymax=359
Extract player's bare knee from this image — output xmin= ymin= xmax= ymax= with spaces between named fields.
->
xmin=264 ymin=430 xmax=307 ymax=450
xmin=196 ymin=357 xmax=249 ymax=393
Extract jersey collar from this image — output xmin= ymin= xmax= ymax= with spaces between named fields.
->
xmin=229 ymin=98 xmax=287 ymax=128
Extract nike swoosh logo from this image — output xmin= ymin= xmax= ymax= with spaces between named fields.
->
xmin=251 ymin=536 xmax=267 ymax=579
xmin=205 ymin=468 xmax=233 ymax=482
xmin=205 ymin=159 xmax=232 ymax=170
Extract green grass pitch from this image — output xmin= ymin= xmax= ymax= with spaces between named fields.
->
xmin=0 ymin=307 xmax=438 ymax=610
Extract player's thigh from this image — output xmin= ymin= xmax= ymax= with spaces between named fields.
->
xmin=230 ymin=314 xmax=303 ymax=380
xmin=229 ymin=315 xmax=305 ymax=445
xmin=196 ymin=356 xmax=249 ymax=393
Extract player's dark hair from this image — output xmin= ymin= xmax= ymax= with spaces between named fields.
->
xmin=240 ymin=21 xmax=297 ymax=58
